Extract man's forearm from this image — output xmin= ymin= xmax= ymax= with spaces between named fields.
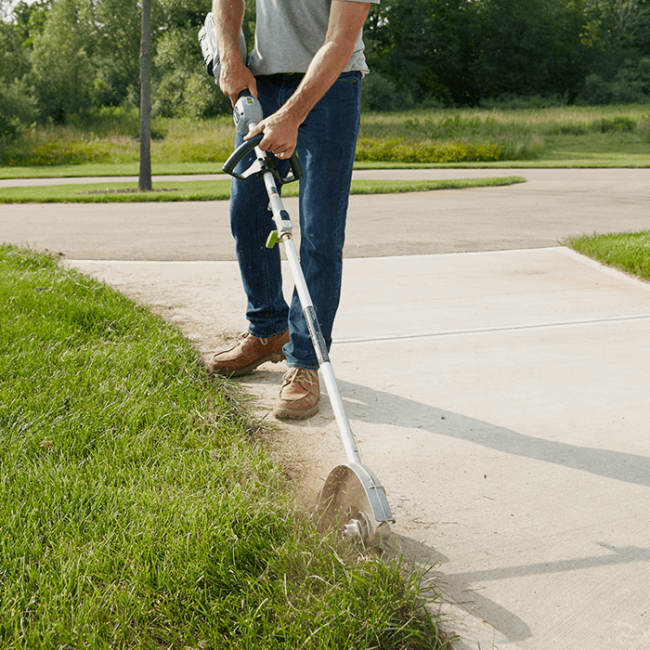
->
xmin=276 ymin=2 xmax=371 ymax=126
xmin=213 ymin=0 xmax=256 ymax=102
xmin=212 ymin=0 xmax=244 ymax=66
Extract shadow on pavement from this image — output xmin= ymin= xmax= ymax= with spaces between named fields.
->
xmin=334 ymin=379 xmax=650 ymax=489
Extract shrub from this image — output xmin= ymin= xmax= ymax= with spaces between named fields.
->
xmin=547 ymin=122 xmax=590 ymax=136
xmin=180 ymin=72 xmax=230 ymax=120
xmin=594 ymin=116 xmax=637 ymax=132
xmin=361 ymin=72 xmax=401 ymax=112
xmin=579 ymin=74 xmax=613 ymax=105
xmin=578 ymin=59 xmax=650 ymax=105
xmin=355 ymin=138 xmax=505 ymax=163
xmin=0 ymin=79 xmax=38 ymax=142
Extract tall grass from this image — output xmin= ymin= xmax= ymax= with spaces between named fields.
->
xmin=357 ymin=105 xmax=650 ymax=163
xmin=0 ymin=244 xmax=450 ymax=649
xmin=2 ymin=104 xmax=649 ymax=167
xmin=0 ymin=108 xmax=236 ymax=167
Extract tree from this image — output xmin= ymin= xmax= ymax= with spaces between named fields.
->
xmin=584 ymin=0 xmax=650 ymax=53
xmin=0 ymin=18 xmax=37 ymax=140
xmin=152 ymin=0 xmax=230 ymax=118
xmin=29 ymin=0 xmax=95 ymax=122
xmin=365 ymin=0 xmax=475 ymax=105
xmin=83 ymin=0 xmax=142 ymax=107
xmin=468 ymin=0 xmax=592 ymax=101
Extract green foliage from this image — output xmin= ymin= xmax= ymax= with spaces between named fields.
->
xmin=83 ymin=0 xmax=142 ymax=108
xmin=29 ymin=0 xmax=95 ymax=123
xmin=594 ymin=115 xmax=638 ymax=131
xmin=153 ymin=69 xmax=229 ymax=120
xmin=361 ymin=72 xmax=401 ymax=112
xmin=0 ymin=18 xmax=30 ymax=83
xmin=583 ymin=0 xmax=650 ymax=54
xmin=365 ymin=0 xmax=470 ymax=105
xmin=0 ymin=0 xmax=230 ymax=129
xmin=366 ymin=0 xmax=597 ymax=107
xmin=0 ymin=78 xmax=38 ymax=141
xmin=472 ymin=0 xmax=591 ymax=102
xmin=0 ymin=18 xmax=37 ymax=140
xmin=151 ymin=0 xmax=230 ymax=119
xmin=578 ymin=58 xmax=650 ymax=104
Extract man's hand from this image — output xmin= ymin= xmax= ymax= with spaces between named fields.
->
xmin=219 ymin=62 xmax=257 ymax=107
xmin=213 ymin=0 xmax=257 ymax=106
xmin=244 ymin=111 xmax=301 ymax=159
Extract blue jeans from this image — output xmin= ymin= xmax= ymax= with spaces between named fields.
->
xmin=229 ymin=71 xmax=362 ymax=369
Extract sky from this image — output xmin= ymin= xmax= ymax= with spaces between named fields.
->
xmin=2 ymin=0 xmax=37 ymax=21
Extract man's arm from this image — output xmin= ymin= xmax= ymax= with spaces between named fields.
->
xmin=213 ymin=0 xmax=257 ymax=103
xmin=245 ymin=1 xmax=372 ymax=159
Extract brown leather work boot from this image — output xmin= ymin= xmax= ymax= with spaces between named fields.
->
xmin=207 ymin=330 xmax=289 ymax=377
xmin=273 ymin=367 xmax=320 ymax=420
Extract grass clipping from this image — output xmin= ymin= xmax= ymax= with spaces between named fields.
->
xmin=0 ymin=244 xmax=450 ymax=649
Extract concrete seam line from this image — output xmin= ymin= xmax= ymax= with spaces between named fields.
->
xmin=333 ymin=313 xmax=650 ymax=346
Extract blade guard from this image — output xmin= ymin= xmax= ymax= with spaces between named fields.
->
xmin=316 ymin=463 xmax=394 ymax=547
xmin=222 ymin=134 xmax=303 ymax=184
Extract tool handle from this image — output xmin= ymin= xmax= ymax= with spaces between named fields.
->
xmin=222 ymin=133 xmax=262 ymax=180
xmin=222 ymin=134 xmax=303 ymax=183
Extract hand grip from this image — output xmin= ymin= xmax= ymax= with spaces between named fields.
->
xmin=222 ymin=134 xmax=303 ymax=183
xmin=222 ymin=134 xmax=263 ymax=180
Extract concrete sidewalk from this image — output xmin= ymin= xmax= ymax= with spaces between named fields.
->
xmin=67 ymin=246 xmax=650 ymax=650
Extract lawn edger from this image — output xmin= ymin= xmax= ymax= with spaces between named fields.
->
xmin=200 ymin=13 xmax=394 ymax=547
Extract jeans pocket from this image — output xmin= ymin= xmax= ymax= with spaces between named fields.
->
xmin=335 ymin=71 xmax=362 ymax=84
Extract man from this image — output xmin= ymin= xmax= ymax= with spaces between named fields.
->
xmin=207 ymin=0 xmax=377 ymax=420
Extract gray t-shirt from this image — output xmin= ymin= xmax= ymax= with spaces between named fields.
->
xmin=249 ymin=0 xmax=379 ymax=76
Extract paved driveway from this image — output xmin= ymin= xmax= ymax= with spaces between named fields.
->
xmin=2 ymin=168 xmax=649 ymax=259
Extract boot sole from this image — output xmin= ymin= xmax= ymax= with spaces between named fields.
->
xmin=273 ymin=401 xmax=320 ymax=420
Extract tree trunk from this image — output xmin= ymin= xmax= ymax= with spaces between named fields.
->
xmin=139 ymin=0 xmax=152 ymax=192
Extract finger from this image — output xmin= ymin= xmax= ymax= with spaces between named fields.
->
xmin=244 ymin=121 xmax=265 ymax=141
xmin=279 ymin=144 xmax=296 ymax=158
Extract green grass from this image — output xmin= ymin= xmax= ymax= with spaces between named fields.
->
xmin=565 ymin=231 xmax=650 ymax=282
xmin=0 ymin=176 xmax=525 ymax=203
xmin=0 ymin=243 xmax=450 ymax=649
